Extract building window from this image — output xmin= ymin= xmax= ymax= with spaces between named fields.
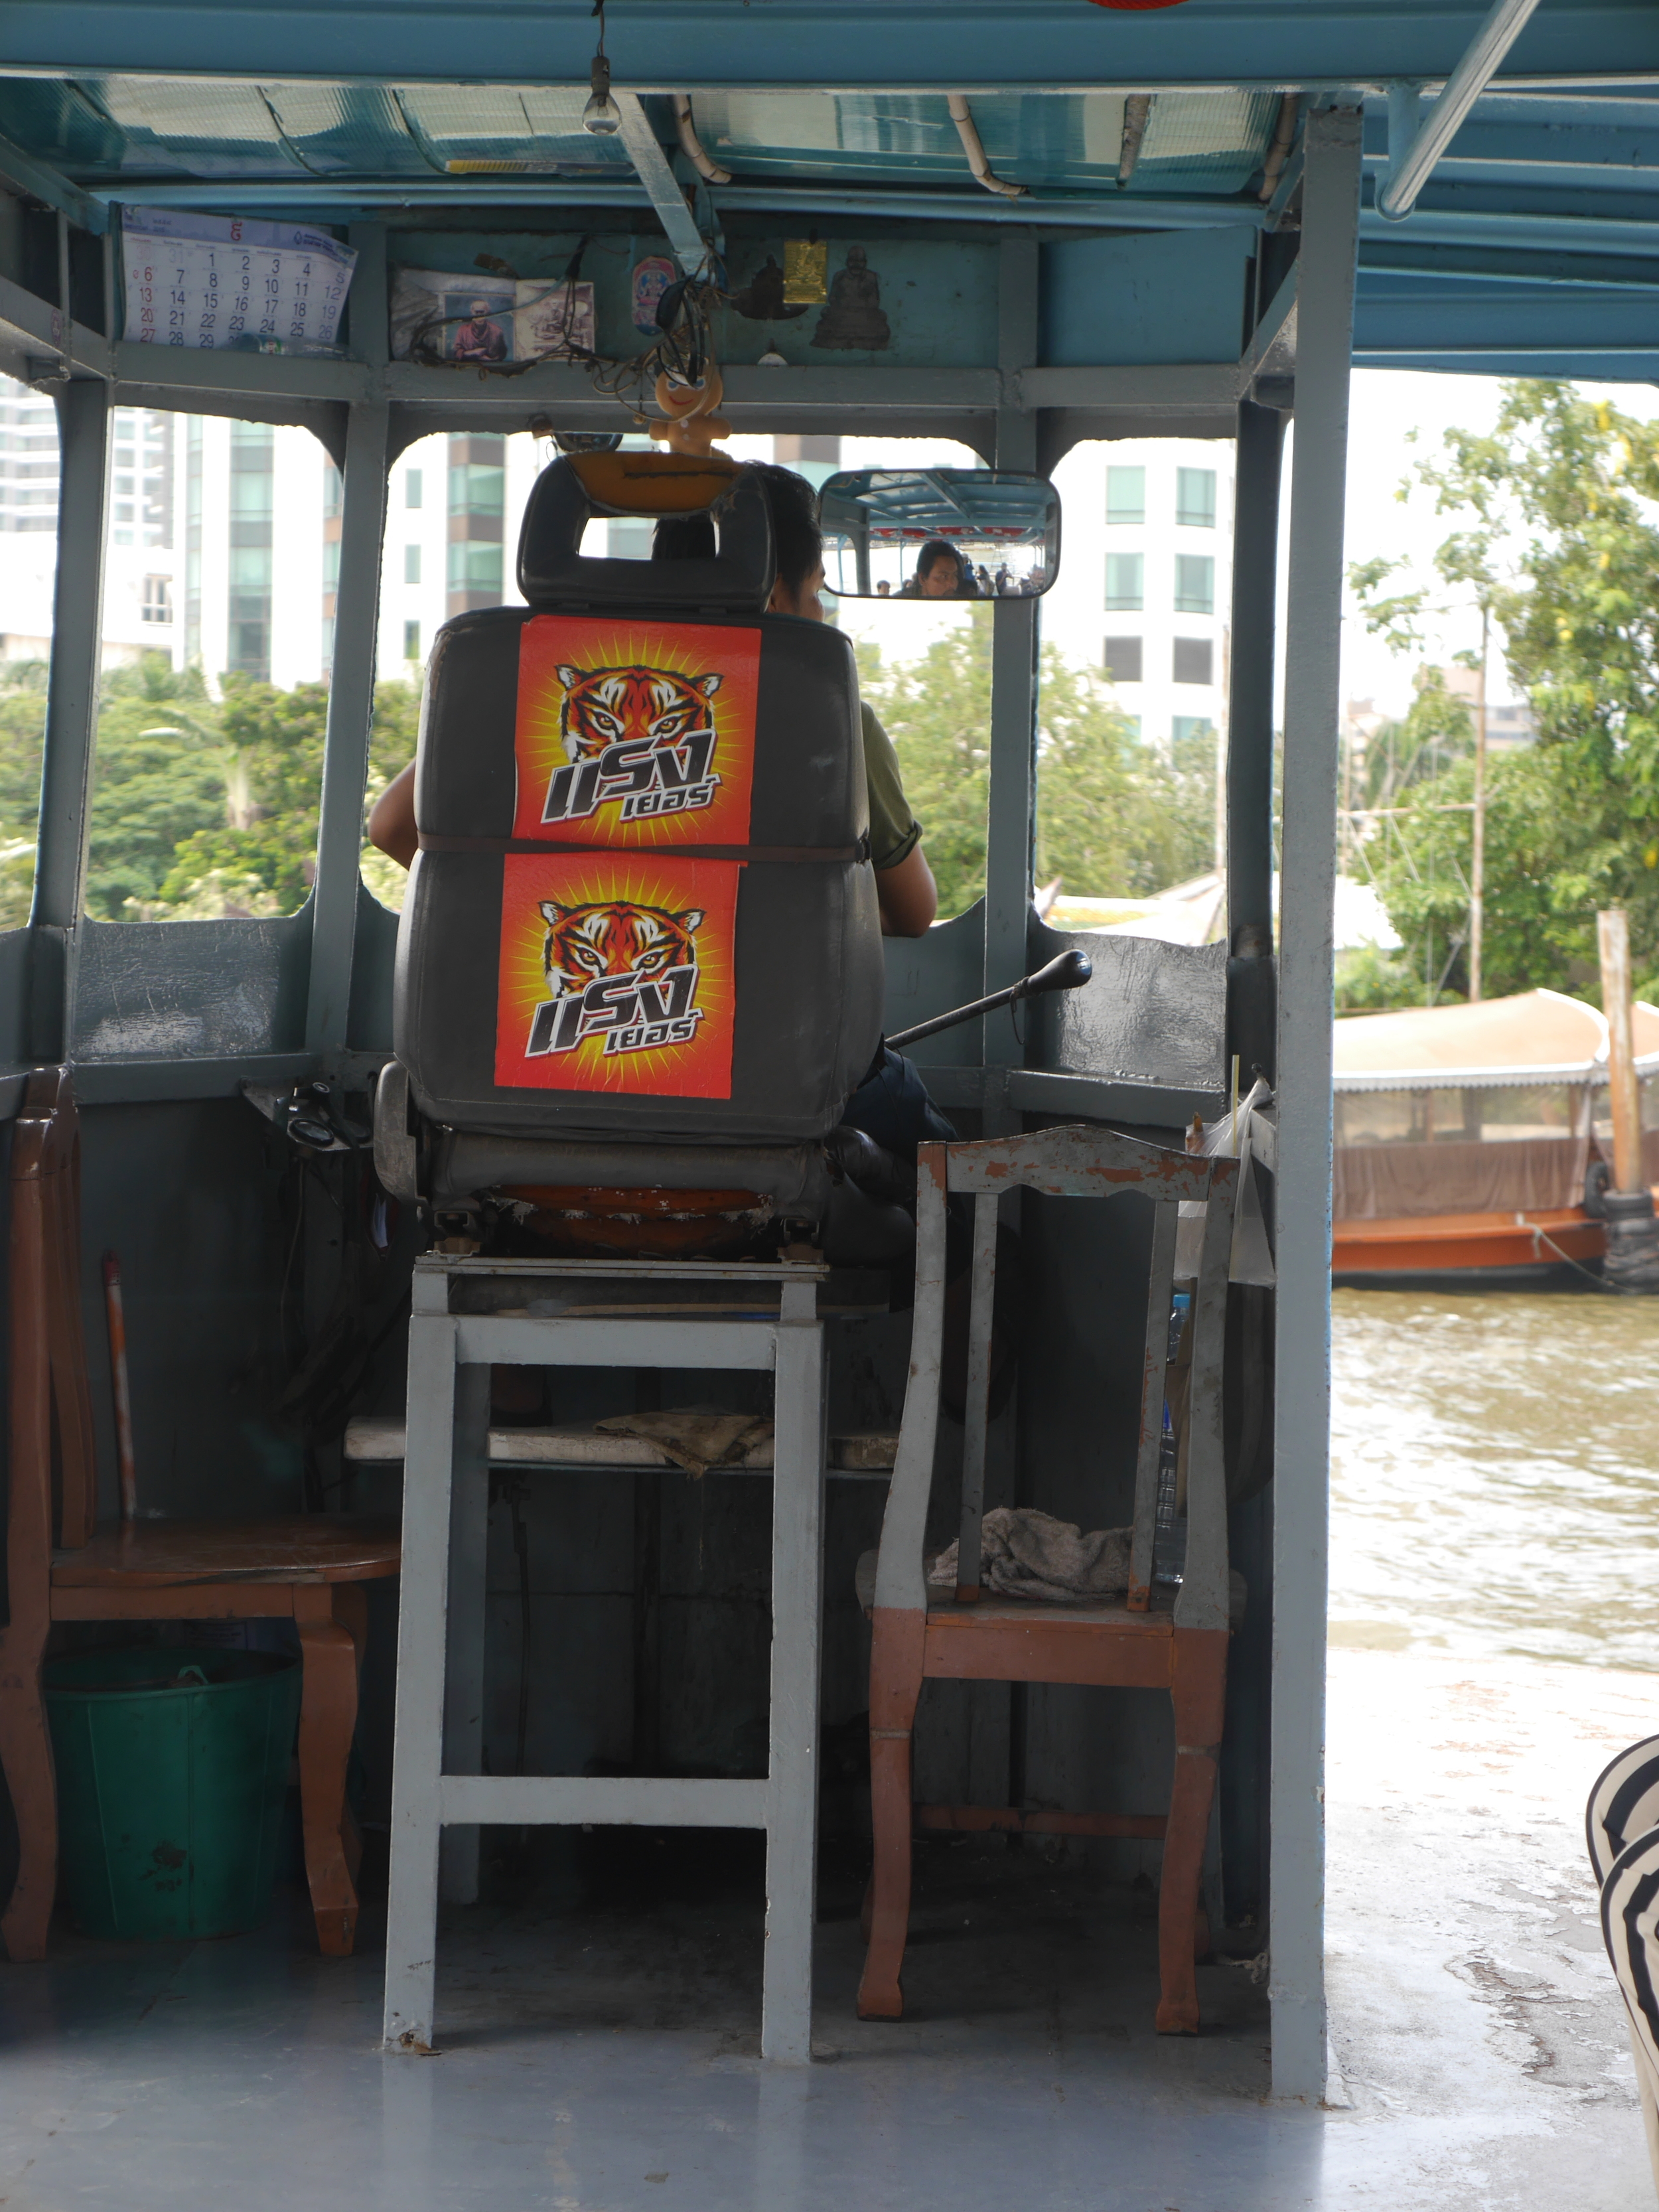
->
xmin=1176 ymin=467 xmax=1216 ymax=528
xmin=140 ymin=575 xmax=173 ymax=625
xmin=608 ymin=516 xmax=656 ymax=561
xmin=447 ymin=540 xmax=504 ymax=595
xmin=1174 ymin=553 xmax=1214 ymax=615
xmin=1173 ymin=637 xmax=1214 ymax=686
xmin=228 ymin=421 xmax=274 ymax=680
xmin=323 ymin=540 xmax=340 ymax=591
xmin=1173 ymin=715 xmax=1215 ymax=745
xmin=1104 ymin=553 xmax=1143 ymax=612
xmin=185 ymin=417 xmax=202 ymax=664
xmin=1106 ymin=466 xmax=1145 ymax=524
xmin=323 ymin=463 xmax=342 ymax=521
xmin=447 ymin=435 xmax=508 ymax=612
xmin=404 ymin=544 xmax=421 ymax=585
xmin=449 ymin=459 xmax=505 ymax=516
xmin=1102 ymin=636 xmax=1142 ymax=684
xmin=404 ymin=619 xmax=422 ymax=662
xmin=405 ymin=469 xmax=423 ymax=509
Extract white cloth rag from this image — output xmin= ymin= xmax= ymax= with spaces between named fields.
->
xmin=594 ymin=1405 xmax=772 ymax=1478
xmin=928 ymin=1507 xmax=1132 ymax=1604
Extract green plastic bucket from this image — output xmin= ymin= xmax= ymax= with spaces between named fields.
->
xmin=43 ymin=1645 xmax=302 ymax=1941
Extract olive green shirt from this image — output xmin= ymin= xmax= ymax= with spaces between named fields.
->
xmin=861 ymin=701 xmax=923 ymax=872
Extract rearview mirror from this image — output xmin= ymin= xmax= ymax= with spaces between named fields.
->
xmin=818 ymin=469 xmax=1060 ymax=600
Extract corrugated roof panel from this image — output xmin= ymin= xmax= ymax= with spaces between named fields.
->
xmin=1129 ymin=90 xmax=1277 ymax=192
xmin=838 ymin=97 xmax=957 ymax=161
xmin=695 ymin=93 xmax=845 ymax=157
xmin=86 ymin=76 xmax=303 ymax=177
xmin=687 ymin=88 xmax=1270 ymax=196
xmin=393 ymin=82 xmax=628 ymax=172
xmin=261 ymin=83 xmax=433 ymax=175
xmin=0 ymin=77 xmax=130 ymax=171
xmin=396 ymin=85 xmax=540 ymax=142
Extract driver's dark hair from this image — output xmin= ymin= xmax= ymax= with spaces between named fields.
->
xmin=916 ymin=537 xmax=962 ymax=580
xmin=650 ymin=461 xmax=822 ymax=598
xmin=739 ymin=461 xmax=823 ymax=598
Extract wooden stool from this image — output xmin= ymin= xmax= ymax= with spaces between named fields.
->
xmin=382 ymin=1251 xmax=828 ymax=2062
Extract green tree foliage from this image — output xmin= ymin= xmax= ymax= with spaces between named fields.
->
xmin=0 ymin=660 xmax=49 ymax=926
xmin=855 ymin=615 xmax=993 ymax=917
xmin=1349 ymin=667 xmax=1473 ymax=812
xmin=857 ymin=608 xmax=1216 ymax=917
xmin=1386 ymin=743 xmax=1592 ymax=1001
xmin=1349 ymin=381 xmax=1659 ymax=1004
xmin=156 ymin=674 xmax=327 ymax=914
xmin=0 ymin=650 xmax=426 ymax=924
xmin=85 ymin=656 xmax=227 ymax=918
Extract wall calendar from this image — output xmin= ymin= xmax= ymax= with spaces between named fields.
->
xmin=121 ymin=207 xmax=357 ymax=352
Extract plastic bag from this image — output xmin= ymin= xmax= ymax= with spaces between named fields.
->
xmin=1173 ymin=1077 xmax=1276 ymax=1287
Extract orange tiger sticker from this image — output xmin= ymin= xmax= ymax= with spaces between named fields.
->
xmin=494 ymin=851 xmax=741 ymax=1096
xmin=514 ymin=616 xmax=758 ymax=848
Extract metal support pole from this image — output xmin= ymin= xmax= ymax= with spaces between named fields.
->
xmin=305 ymin=396 xmax=389 ymax=1056
xmin=1226 ymin=398 xmax=1286 ymax=1086
xmin=1227 ymin=400 xmax=1285 ymax=952
xmin=983 ymin=234 xmax=1040 ymax=1054
xmin=1269 ymin=102 xmax=1360 ymax=2106
xmin=29 ymin=378 xmax=110 ymax=1062
xmin=614 ymin=94 xmax=710 ymax=275
xmin=1376 ymin=0 xmax=1544 ymax=222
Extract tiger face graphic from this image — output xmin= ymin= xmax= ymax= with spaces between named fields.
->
xmin=538 ymin=897 xmax=704 ymax=1000
xmin=555 ymin=663 xmax=723 ymax=765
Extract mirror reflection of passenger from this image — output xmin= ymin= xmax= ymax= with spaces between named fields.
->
xmin=368 ymin=464 xmax=940 ymax=942
xmin=875 ymin=579 xmax=891 ymax=597
xmin=901 ymin=538 xmax=977 ymax=600
xmin=453 ymin=299 xmax=508 ymax=362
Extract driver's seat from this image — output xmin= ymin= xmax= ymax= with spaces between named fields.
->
xmin=373 ymin=450 xmax=890 ymax=1258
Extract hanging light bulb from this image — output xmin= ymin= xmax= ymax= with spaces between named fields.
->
xmin=582 ymin=3 xmax=620 ymax=137
xmin=583 ymin=55 xmax=620 ymax=134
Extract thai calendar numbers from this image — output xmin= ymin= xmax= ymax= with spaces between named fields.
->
xmin=122 ymin=208 xmax=356 ymax=352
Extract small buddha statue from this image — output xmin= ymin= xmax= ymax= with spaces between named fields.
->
xmin=811 ymin=246 xmax=891 ymax=351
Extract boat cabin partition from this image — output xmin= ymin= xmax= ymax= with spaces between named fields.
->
xmin=7 ymin=7 xmax=1652 ymax=2101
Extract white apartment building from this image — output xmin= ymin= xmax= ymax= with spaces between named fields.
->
xmin=0 ymin=396 xmax=1227 ymax=752
xmin=0 ymin=382 xmax=561 ymax=692
xmin=1045 ymin=435 xmax=1234 ymax=750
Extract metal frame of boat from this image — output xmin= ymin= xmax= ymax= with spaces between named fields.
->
xmin=0 ymin=1 xmax=1655 ymax=2156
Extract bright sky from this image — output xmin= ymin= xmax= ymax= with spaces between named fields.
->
xmin=750 ymin=373 xmax=1659 ymax=723
xmin=1339 ymin=368 xmax=1654 ymax=719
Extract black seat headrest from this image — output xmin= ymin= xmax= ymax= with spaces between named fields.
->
xmin=518 ymin=452 xmax=775 ymax=613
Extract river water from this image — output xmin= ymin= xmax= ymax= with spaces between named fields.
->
xmin=1331 ymin=1284 xmax=1659 ymax=1673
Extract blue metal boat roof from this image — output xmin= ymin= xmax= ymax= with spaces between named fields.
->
xmin=1 ymin=2 xmax=1658 ymax=378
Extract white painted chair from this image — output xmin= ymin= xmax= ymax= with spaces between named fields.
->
xmin=382 ymin=1251 xmax=828 ymax=2064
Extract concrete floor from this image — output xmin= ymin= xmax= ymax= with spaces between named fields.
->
xmin=0 ymin=1646 xmax=1652 ymax=2212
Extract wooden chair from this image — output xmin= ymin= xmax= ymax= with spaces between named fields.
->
xmin=0 ymin=1065 xmax=401 ymax=1962
xmin=858 ymin=1122 xmax=1240 ymax=2035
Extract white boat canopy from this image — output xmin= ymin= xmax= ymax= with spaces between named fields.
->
xmin=1334 ymin=989 xmax=1659 ymax=1094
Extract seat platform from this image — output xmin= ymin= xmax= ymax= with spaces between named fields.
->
xmin=50 ymin=1515 xmax=402 ymax=1589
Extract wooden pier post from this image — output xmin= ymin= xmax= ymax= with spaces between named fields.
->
xmin=1597 ymin=909 xmax=1644 ymax=1195
xmin=1596 ymin=909 xmax=1659 ymax=1288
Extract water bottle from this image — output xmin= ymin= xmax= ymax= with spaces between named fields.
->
xmin=1153 ymin=1290 xmax=1190 ymax=1586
